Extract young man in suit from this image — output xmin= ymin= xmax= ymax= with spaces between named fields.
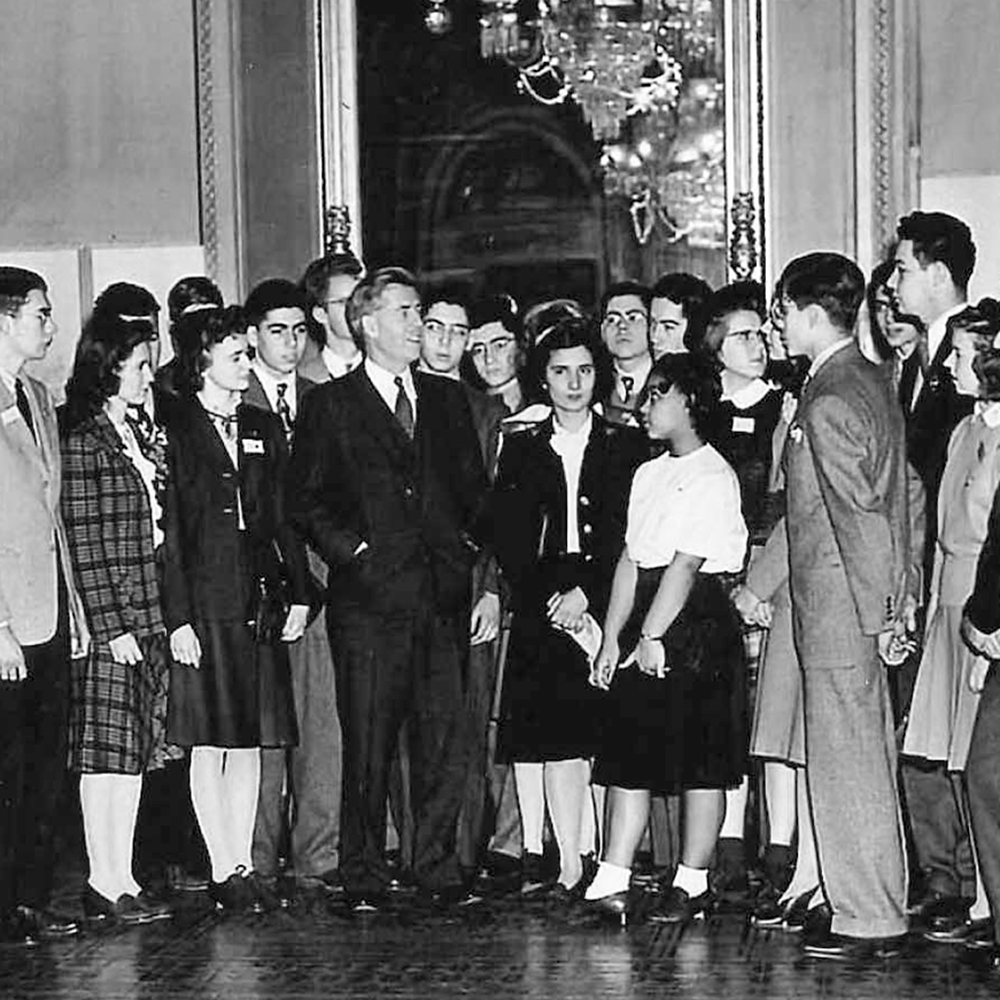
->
xmin=778 ymin=252 xmax=911 ymax=960
xmin=289 ymin=267 xmax=488 ymax=910
xmin=242 ymin=278 xmax=345 ymax=905
xmin=297 ymin=253 xmax=364 ymax=383
xmin=0 ymin=266 xmax=90 ymax=945
xmin=888 ymin=212 xmax=979 ymax=932
xmin=599 ymin=281 xmax=652 ymax=427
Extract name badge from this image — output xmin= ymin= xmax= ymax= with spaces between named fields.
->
xmin=733 ymin=416 xmax=755 ymax=434
xmin=1 ymin=406 xmax=19 ymax=426
xmin=242 ymin=439 xmax=265 ymax=454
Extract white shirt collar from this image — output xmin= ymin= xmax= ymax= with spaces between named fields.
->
xmin=252 ymin=362 xmax=296 ymax=413
xmin=550 ymin=411 xmax=593 ymax=445
xmin=724 ymin=377 xmax=773 ymax=409
xmin=976 ymin=401 xmax=1000 ymax=428
xmin=364 ymin=357 xmax=416 ymax=413
xmin=323 ymin=344 xmax=362 ymax=379
xmin=808 ymin=338 xmax=853 ymax=379
xmin=928 ymin=301 xmax=968 ymax=363
xmin=0 ymin=362 xmax=20 ymax=393
xmin=614 ymin=356 xmax=652 ymax=398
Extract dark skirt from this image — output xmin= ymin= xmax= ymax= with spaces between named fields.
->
xmin=69 ymin=632 xmax=172 ymax=775
xmin=498 ymin=554 xmax=605 ymax=762
xmin=593 ymin=567 xmax=747 ymax=793
xmin=167 ymin=618 xmax=297 ymax=749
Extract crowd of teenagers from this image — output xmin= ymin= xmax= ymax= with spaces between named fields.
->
xmin=4 ymin=209 xmax=1000 ymax=967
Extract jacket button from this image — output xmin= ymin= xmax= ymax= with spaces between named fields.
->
xmin=582 ymin=523 xmax=593 ymax=535
xmin=223 ymin=507 xmax=234 ymax=514
xmin=584 ymin=553 xmax=594 ymax=563
xmin=579 ymin=495 xmax=590 ymax=507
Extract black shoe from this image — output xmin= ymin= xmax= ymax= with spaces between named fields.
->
xmin=132 ymin=892 xmax=173 ymax=923
xmin=781 ymin=889 xmax=818 ymax=932
xmin=82 ymin=887 xmax=148 ymax=926
xmin=583 ymin=889 xmax=631 ymax=927
xmin=804 ymin=929 xmax=905 ymax=961
xmin=10 ymin=905 xmax=79 ymax=940
xmin=418 ymin=884 xmax=484 ymax=911
xmin=751 ymin=884 xmax=785 ymax=928
xmin=923 ymin=914 xmax=989 ymax=944
xmin=520 ymin=853 xmax=551 ymax=896
xmin=473 ymin=853 xmax=522 ymax=896
xmin=165 ymin=864 xmax=209 ymax=894
xmin=210 ymin=873 xmax=254 ymax=913
xmin=801 ymin=902 xmax=833 ymax=943
xmin=963 ymin=919 xmax=996 ymax=951
xmin=921 ymin=894 xmax=970 ymax=933
xmin=648 ymin=886 xmax=712 ymax=925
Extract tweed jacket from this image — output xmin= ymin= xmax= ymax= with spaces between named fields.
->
xmin=0 ymin=372 xmax=88 ymax=649
xmin=784 ymin=343 xmax=911 ymax=668
xmin=62 ymin=411 xmax=166 ymax=647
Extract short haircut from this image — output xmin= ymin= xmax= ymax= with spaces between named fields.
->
xmin=174 ymin=304 xmax=248 ymax=395
xmin=650 ymin=272 xmax=713 ymax=319
xmin=167 ymin=276 xmax=223 ymax=325
xmin=523 ymin=299 xmax=586 ymax=346
xmin=64 ymin=314 xmax=155 ymax=429
xmin=951 ymin=298 xmax=1000 ymax=401
xmin=422 ymin=281 xmax=472 ymax=316
xmin=778 ymin=252 xmax=866 ymax=335
xmin=686 ymin=280 xmax=766 ymax=356
xmin=523 ymin=316 xmax=615 ymax=406
xmin=0 ymin=266 xmax=47 ymax=317
xmin=461 ymin=292 xmax=526 ymax=391
xmin=897 ymin=211 xmax=976 ymax=292
xmin=600 ymin=280 xmax=651 ymax=316
xmin=299 ymin=252 xmax=364 ymax=310
xmin=644 ymin=351 xmax=722 ymax=440
xmin=345 ymin=266 xmax=419 ymax=352
xmin=244 ymin=278 xmax=310 ymax=329
xmin=93 ymin=281 xmax=160 ymax=320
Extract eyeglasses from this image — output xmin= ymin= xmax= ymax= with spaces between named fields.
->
xmin=602 ymin=310 xmax=648 ymax=330
xmin=724 ymin=328 xmax=766 ymax=345
xmin=423 ymin=318 xmax=470 ymax=340
xmin=468 ymin=336 xmax=515 ymax=360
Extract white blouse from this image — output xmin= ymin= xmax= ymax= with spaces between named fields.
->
xmin=108 ymin=411 xmax=164 ymax=549
xmin=548 ymin=413 xmax=593 ymax=554
xmin=626 ymin=443 xmax=747 ymax=572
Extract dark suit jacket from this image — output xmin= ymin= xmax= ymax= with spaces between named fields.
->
xmin=288 ymin=367 xmax=488 ymax=617
xmin=61 ymin=412 xmax=165 ymax=645
xmin=491 ymin=415 xmax=647 ymax=621
xmin=162 ymin=402 xmax=309 ymax=630
xmin=785 ymin=343 xmax=910 ymax=668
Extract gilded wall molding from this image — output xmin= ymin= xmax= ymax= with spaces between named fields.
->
xmin=195 ymin=0 xmax=219 ymax=281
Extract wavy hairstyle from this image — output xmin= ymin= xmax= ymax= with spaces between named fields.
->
xmin=522 ymin=316 xmax=614 ymax=408
xmin=642 ymin=351 xmax=722 ymax=441
xmin=950 ymin=298 xmax=1000 ymax=401
xmin=173 ymin=305 xmax=248 ymax=395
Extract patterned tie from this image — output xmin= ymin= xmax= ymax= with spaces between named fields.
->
xmin=394 ymin=376 xmax=414 ymax=438
xmin=620 ymin=375 xmax=635 ymax=404
xmin=14 ymin=377 xmax=35 ymax=442
xmin=275 ymin=382 xmax=293 ymax=441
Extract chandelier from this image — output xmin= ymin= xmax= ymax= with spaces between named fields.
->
xmin=474 ymin=0 xmax=725 ymax=244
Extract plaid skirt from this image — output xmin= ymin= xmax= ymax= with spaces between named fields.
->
xmin=69 ymin=632 xmax=176 ymax=774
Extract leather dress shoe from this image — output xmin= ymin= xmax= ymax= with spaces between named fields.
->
xmin=210 ymin=872 xmax=255 ymax=913
xmin=801 ymin=902 xmax=833 ymax=944
xmin=649 ymin=886 xmax=713 ymax=925
xmin=750 ymin=884 xmax=785 ymax=928
xmin=804 ymin=928 xmax=906 ymax=962
xmin=963 ymin=919 xmax=996 ymax=951
xmin=9 ymin=905 xmax=79 ymax=941
xmin=781 ymin=889 xmax=818 ymax=932
xmin=583 ymin=890 xmax=631 ymax=927
xmin=83 ymin=887 xmax=172 ymax=926
xmin=920 ymin=894 xmax=970 ymax=934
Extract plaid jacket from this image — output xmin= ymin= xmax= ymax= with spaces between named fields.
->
xmin=62 ymin=411 xmax=165 ymax=645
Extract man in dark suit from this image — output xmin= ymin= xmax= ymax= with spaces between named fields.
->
xmin=779 ymin=253 xmax=911 ymax=960
xmin=888 ymin=212 xmax=978 ymax=931
xmin=0 ymin=267 xmax=90 ymax=945
xmin=599 ymin=281 xmax=652 ymax=427
xmin=241 ymin=279 xmax=345 ymax=904
xmin=289 ymin=267 xmax=488 ymax=909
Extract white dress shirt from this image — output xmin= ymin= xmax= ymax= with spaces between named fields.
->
xmin=365 ymin=357 xmax=417 ymax=416
xmin=252 ymin=362 xmax=297 ymax=420
xmin=549 ymin=413 xmax=592 ymax=554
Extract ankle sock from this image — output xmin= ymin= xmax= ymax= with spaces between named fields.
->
xmin=674 ymin=863 xmax=709 ymax=898
xmin=584 ymin=861 xmax=630 ymax=900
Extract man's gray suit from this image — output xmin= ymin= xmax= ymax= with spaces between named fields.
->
xmin=784 ymin=342 xmax=910 ymax=938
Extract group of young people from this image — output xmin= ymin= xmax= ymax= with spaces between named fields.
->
xmin=2 ymin=209 xmax=1000 ymax=969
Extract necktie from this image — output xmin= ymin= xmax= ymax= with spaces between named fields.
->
xmin=898 ymin=351 xmax=920 ymax=411
xmin=394 ymin=376 xmax=414 ymax=438
xmin=620 ymin=375 xmax=635 ymax=404
xmin=14 ymin=378 xmax=35 ymax=442
xmin=275 ymin=382 xmax=293 ymax=440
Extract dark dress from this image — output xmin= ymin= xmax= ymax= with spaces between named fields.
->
xmin=492 ymin=415 xmax=647 ymax=762
xmin=162 ymin=402 xmax=308 ymax=748
xmin=593 ymin=444 xmax=748 ymax=793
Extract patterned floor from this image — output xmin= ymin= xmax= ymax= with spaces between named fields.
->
xmin=2 ymin=882 xmax=998 ymax=1000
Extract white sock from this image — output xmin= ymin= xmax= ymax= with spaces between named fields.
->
xmin=80 ymin=774 xmax=118 ymax=901
xmin=673 ymin=863 xmax=708 ymax=898
xmin=514 ymin=762 xmax=545 ymax=856
xmin=191 ymin=746 xmax=236 ymax=882
xmin=584 ymin=861 xmax=631 ymax=900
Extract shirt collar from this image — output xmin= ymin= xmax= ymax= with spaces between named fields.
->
xmin=0 ymin=362 xmax=19 ymax=393
xmin=615 ymin=356 xmax=652 ymax=392
xmin=323 ymin=344 xmax=362 ymax=379
xmin=808 ymin=338 xmax=853 ymax=379
xmin=550 ymin=411 xmax=593 ymax=442
xmin=976 ymin=401 xmax=1000 ymax=428
xmin=365 ymin=357 xmax=415 ymax=401
xmin=725 ymin=377 xmax=773 ymax=409
xmin=252 ymin=361 xmax=295 ymax=398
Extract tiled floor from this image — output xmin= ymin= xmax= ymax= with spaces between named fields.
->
xmin=2 ymin=882 xmax=998 ymax=999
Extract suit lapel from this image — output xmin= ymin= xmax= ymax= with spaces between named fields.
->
xmin=353 ymin=369 xmax=414 ymax=462
xmin=244 ymin=370 xmax=272 ymax=412
xmin=0 ymin=376 xmax=48 ymax=479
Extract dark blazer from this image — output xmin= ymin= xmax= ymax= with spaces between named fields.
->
xmin=965 ymin=480 xmax=1000 ymax=634
xmin=491 ymin=415 xmax=647 ymax=621
xmin=784 ymin=343 xmax=911 ymax=668
xmin=62 ymin=412 xmax=165 ymax=645
xmin=288 ymin=366 xmax=488 ymax=617
xmin=162 ymin=402 xmax=309 ymax=630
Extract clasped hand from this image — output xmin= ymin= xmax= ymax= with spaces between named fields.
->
xmin=546 ymin=587 xmax=588 ymax=633
xmin=732 ymin=584 xmax=772 ymax=628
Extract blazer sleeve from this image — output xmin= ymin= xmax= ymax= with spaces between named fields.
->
xmin=61 ymin=433 xmax=129 ymax=644
xmin=965 ymin=479 xmax=1000 ymax=634
xmin=802 ymin=392 xmax=898 ymax=636
xmin=287 ymin=388 xmax=366 ymax=568
xmin=160 ymin=434 xmax=194 ymax=632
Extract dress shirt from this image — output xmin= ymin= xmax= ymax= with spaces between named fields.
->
xmin=365 ymin=357 xmax=417 ymax=417
xmin=323 ymin=344 xmax=363 ymax=380
xmin=613 ymin=356 xmax=652 ymax=403
xmin=252 ymin=362 xmax=298 ymax=419
xmin=107 ymin=402 xmax=165 ymax=548
xmin=548 ymin=413 xmax=593 ymax=554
